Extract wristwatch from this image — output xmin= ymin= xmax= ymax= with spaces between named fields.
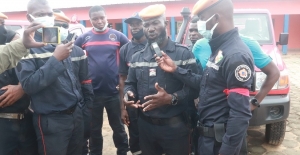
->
xmin=170 ymin=93 xmax=178 ymax=106
xmin=250 ymin=98 xmax=260 ymax=107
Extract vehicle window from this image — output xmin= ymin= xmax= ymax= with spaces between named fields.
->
xmin=233 ymin=13 xmax=273 ymax=45
xmin=70 ymin=28 xmax=83 ymax=36
xmin=5 ymin=25 xmax=22 ymax=31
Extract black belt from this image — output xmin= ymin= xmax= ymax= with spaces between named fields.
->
xmin=197 ymin=123 xmax=226 ymax=143
xmin=139 ymin=111 xmax=184 ymax=126
xmin=197 ymin=126 xmax=215 ymax=138
xmin=54 ymin=105 xmax=77 ymax=114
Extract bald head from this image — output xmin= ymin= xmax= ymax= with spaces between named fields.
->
xmin=27 ymin=0 xmax=53 ymax=22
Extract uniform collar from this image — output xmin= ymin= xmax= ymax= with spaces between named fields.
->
xmin=131 ymin=37 xmax=147 ymax=47
xmin=209 ymin=28 xmax=238 ymax=54
xmin=142 ymin=38 xmax=174 ymax=62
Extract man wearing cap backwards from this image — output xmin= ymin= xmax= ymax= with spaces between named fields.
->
xmin=0 ymin=12 xmax=38 ymax=155
xmin=15 ymin=0 xmax=94 ymax=154
xmin=75 ymin=5 xmax=129 ymax=155
xmin=123 ymin=4 xmax=198 ymax=155
xmin=119 ymin=12 xmax=147 ymax=155
xmin=54 ymin=10 xmax=94 ymax=155
xmin=156 ymin=0 xmax=255 ymax=154
xmin=0 ymin=12 xmax=45 ymax=74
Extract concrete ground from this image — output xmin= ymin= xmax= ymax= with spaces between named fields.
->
xmin=100 ymin=51 xmax=300 ymax=155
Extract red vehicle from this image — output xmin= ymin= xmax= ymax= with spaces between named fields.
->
xmin=178 ymin=8 xmax=290 ymax=145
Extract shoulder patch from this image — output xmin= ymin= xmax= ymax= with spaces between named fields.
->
xmin=235 ymin=64 xmax=251 ymax=82
xmin=109 ymin=34 xmax=117 ymax=41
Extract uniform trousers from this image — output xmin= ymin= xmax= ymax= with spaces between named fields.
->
xmin=33 ymin=105 xmax=84 ymax=155
xmin=138 ymin=116 xmax=190 ymax=155
xmin=127 ymin=107 xmax=141 ymax=154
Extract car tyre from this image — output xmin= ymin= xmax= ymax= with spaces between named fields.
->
xmin=265 ymin=120 xmax=286 ymax=145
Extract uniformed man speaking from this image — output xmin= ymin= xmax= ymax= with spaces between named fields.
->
xmin=156 ymin=0 xmax=254 ymax=155
xmin=124 ymin=4 xmax=198 ymax=155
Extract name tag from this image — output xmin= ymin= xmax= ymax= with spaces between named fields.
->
xmin=149 ymin=68 xmax=156 ymax=76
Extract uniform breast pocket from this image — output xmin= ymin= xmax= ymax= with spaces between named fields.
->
xmin=135 ymin=68 xmax=147 ymax=96
xmin=201 ymin=68 xmax=220 ymax=103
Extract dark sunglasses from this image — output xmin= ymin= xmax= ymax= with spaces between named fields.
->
xmin=54 ymin=23 xmax=69 ymax=29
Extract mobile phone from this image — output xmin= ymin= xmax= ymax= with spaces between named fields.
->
xmin=151 ymin=42 xmax=162 ymax=57
xmin=65 ymin=33 xmax=77 ymax=43
xmin=42 ymin=27 xmax=61 ymax=44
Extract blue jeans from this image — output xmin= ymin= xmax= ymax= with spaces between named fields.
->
xmin=33 ymin=106 xmax=84 ymax=155
xmin=89 ymin=95 xmax=129 ymax=155
xmin=0 ymin=111 xmax=38 ymax=155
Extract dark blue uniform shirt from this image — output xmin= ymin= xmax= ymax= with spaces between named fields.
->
xmin=173 ymin=29 xmax=254 ymax=154
xmin=16 ymin=34 xmax=94 ymax=114
xmin=119 ymin=38 xmax=147 ymax=76
xmin=124 ymin=39 xmax=198 ymax=118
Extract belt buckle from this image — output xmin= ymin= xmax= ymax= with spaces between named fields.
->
xmin=18 ymin=114 xmax=24 ymax=120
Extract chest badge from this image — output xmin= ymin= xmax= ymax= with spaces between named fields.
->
xmin=215 ymin=50 xmax=223 ymax=64
xmin=149 ymin=68 xmax=156 ymax=77
xmin=109 ymin=34 xmax=117 ymax=41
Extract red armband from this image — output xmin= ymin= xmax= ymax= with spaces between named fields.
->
xmin=223 ymin=88 xmax=249 ymax=97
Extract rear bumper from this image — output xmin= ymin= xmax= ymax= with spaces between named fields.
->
xmin=249 ymin=94 xmax=290 ymax=126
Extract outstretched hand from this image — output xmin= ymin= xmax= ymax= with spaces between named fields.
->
xmin=123 ymin=91 xmax=141 ymax=109
xmin=142 ymin=83 xmax=172 ymax=112
xmin=155 ymin=51 xmax=177 ymax=73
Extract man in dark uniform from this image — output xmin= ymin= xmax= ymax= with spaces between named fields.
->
xmin=15 ymin=0 xmax=94 ymax=155
xmin=0 ymin=12 xmax=38 ymax=155
xmin=119 ymin=12 xmax=147 ymax=155
xmin=54 ymin=10 xmax=94 ymax=155
xmin=156 ymin=0 xmax=255 ymax=154
xmin=123 ymin=4 xmax=198 ymax=155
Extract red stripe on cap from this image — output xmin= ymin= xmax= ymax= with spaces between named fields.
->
xmin=81 ymin=80 xmax=92 ymax=84
xmin=82 ymin=41 xmax=120 ymax=48
xmin=223 ymin=88 xmax=250 ymax=97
